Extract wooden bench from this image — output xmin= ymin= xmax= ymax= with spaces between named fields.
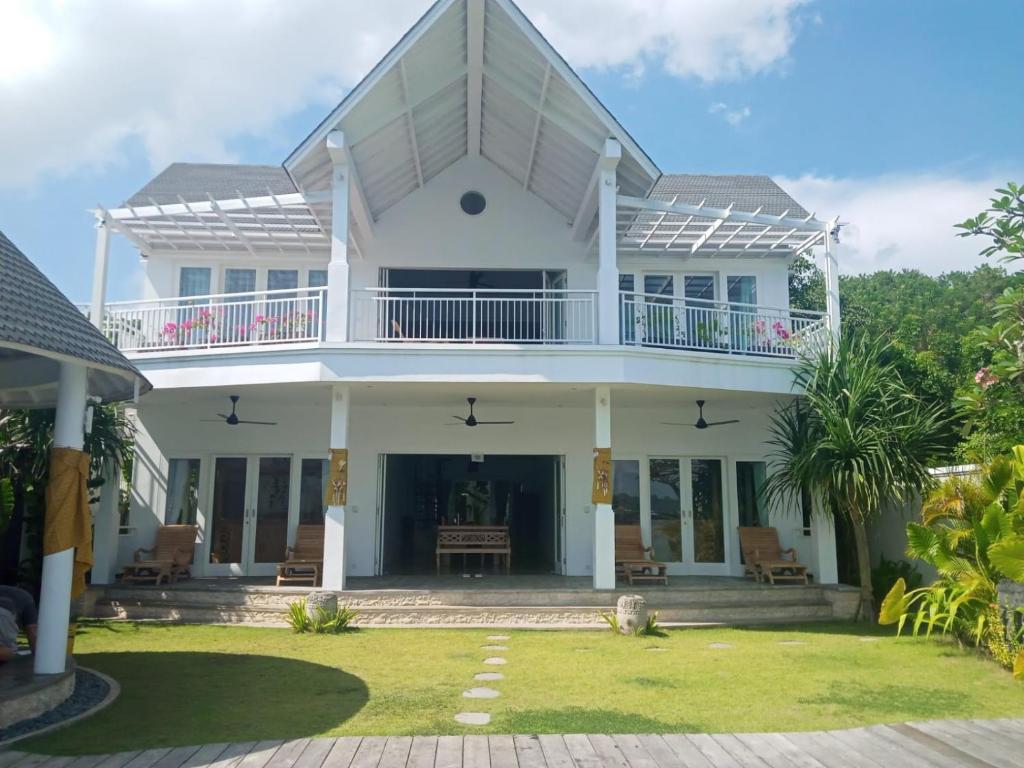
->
xmin=615 ymin=524 xmax=668 ymax=585
xmin=737 ymin=526 xmax=809 ymax=584
xmin=436 ymin=525 xmax=511 ymax=575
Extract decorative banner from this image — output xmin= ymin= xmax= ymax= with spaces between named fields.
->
xmin=592 ymin=447 xmax=612 ymax=505
xmin=326 ymin=448 xmax=349 ymax=506
xmin=43 ymin=447 xmax=93 ymax=598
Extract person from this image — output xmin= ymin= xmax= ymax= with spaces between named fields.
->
xmin=0 ymin=596 xmax=19 ymax=663
xmin=0 ymin=585 xmax=37 ymax=653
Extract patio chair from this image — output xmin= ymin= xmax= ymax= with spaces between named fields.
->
xmin=276 ymin=524 xmax=324 ymax=586
xmin=121 ymin=524 xmax=198 ymax=585
xmin=737 ymin=526 xmax=809 ymax=584
xmin=615 ymin=524 xmax=668 ymax=585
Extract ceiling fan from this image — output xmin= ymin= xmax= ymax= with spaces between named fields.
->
xmin=662 ymin=400 xmax=739 ymax=430
xmin=201 ymin=395 xmax=277 ymax=426
xmin=449 ymin=397 xmax=514 ymax=427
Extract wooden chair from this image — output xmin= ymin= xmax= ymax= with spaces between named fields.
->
xmin=121 ymin=524 xmax=198 ymax=585
xmin=276 ymin=524 xmax=325 ymax=586
xmin=737 ymin=526 xmax=809 ymax=584
xmin=615 ymin=524 xmax=668 ymax=585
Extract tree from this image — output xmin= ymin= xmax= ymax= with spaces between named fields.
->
xmin=763 ymin=333 xmax=954 ymax=620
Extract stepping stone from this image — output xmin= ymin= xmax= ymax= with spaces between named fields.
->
xmin=575 ymin=648 xmax=592 ymax=653
xmin=463 ymin=687 xmax=500 ymax=699
xmin=646 ymin=647 xmax=668 ymax=652
xmin=708 ymin=642 xmax=733 ymax=649
xmin=487 ymin=635 xmax=510 ymax=641
xmin=483 ymin=657 xmax=507 ymax=665
xmin=779 ymin=640 xmax=806 ymax=646
xmin=481 ymin=644 xmax=509 ymax=651
xmin=475 ymin=672 xmax=504 ymax=681
xmin=455 ymin=712 xmax=491 ymax=726
xmin=859 ymin=637 xmax=881 ymax=642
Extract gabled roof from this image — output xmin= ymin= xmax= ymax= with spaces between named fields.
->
xmin=0 ymin=230 xmax=150 ymax=407
xmin=125 ymin=163 xmax=296 ymax=207
xmin=651 ymin=175 xmax=809 ymax=218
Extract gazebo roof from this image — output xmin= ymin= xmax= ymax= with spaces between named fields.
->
xmin=0 ymin=230 xmax=151 ymax=408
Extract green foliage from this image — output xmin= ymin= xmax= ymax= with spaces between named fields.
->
xmin=598 ymin=610 xmax=621 ymax=634
xmin=0 ymin=477 xmax=12 ymax=534
xmin=880 ymin=445 xmax=1024 ymax=672
xmin=872 ymin=556 xmax=922 ymax=608
xmin=598 ymin=609 xmax=664 ymax=637
xmin=764 ymin=332 xmax=954 ymax=619
xmin=285 ymin=598 xmax=358 ymax=634
xmin=788 ymin=254 xmax=826 ymax=312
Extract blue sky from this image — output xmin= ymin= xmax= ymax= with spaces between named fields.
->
xmin=1 ymin=0 xmax=1021 ymax=303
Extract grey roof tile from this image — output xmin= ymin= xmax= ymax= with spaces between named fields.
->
xmin=124 ymin=162 xmax=296 ymax=206
xmin=650 ymin=174 xmax=809 ymax=218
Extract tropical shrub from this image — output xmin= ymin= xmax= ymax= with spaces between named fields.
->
xmin=285 ymin=598 xmax=359 ymax=634
xmin=871 ymin=555 xmax=922 ymax=608
xmin=880 ymin=445 xmax=1024 ymax=677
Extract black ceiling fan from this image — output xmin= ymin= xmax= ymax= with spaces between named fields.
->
xmin=201 ymin=395 xmax=277 ymax=426
xmin=662 ymin=400 xmax=739 ymax=430
xmin=449 ymin=397 xmax=514 ymax=427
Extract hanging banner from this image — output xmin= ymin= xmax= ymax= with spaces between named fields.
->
xmin=592 ymin=447 xmax=612 ymax=505
xmin=43 ymin=447 xmax=93 ymax=598
xmin=326 ymin=448 xmax=349 ymax=506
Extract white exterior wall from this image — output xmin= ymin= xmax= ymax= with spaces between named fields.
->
xmin=123 ymin=387 xmax=835 ymax=582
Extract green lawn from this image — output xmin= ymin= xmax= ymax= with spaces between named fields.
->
xmin=26 ymin=620 xmax=1024 ymax=754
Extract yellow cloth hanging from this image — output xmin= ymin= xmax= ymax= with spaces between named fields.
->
xmin=43 ymin=447 xmax=93 ymax=598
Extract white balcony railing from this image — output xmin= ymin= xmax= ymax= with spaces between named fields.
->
xmin=619 ymin=291 xmax=829 ymax=358
xmin=99 ymin=287 xmax=326 ymax=352
xmin=351 ymin=288 xmax=598 ymax=344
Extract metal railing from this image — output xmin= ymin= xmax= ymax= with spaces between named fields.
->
xmin=99 ymin=287 xmax=326 ymax=352
xmin=619 ymin=291 xmax=829 ymax=358
xmin=350 ymin=287 xmax=598 ymax=344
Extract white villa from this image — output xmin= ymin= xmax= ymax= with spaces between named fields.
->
xmin=85 ymin=0 xmax=844 ymax=597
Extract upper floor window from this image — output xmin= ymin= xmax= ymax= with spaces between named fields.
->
xmin=308 ymin=270 xmax=327 ymax=289
xmin=225 ymin=268 xmax=256 ymax=295
xmin=179 ymin=267 xmax=211 ymax=298
xmin=268 ymin=269 xmax=299 ymax=292
xmin=727 ymin=275 xmax=757 ymax=306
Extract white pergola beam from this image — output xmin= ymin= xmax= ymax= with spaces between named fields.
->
xmin=398 ymin=58 xmax=425 ymax=190
xmin=570 ymin=156 xmax=602 ymax=241
xmin=466 ymin=0 xmax=485 ymax=156
xmin=617 ymin=195 xmax=829 ymax=232
xmin=690 ymin=204 xmax=732 ymax=253
xmin=194 ymin=196 xmax=255 ymax=256
xmin=523 ymin=62 xmax=552 ymax=190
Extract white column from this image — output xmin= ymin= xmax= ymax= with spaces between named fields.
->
xmin=596 ymin=139 xmax=621 ymax=345
xmin=325 ymin=130 xmax=351 ymax=344
xmin=323 ymin=383 xmax=349 ymax=591
xmin=35 ymin=362 xmax=88 ymax=675
xmin=813 ymin=516 xmax=839 ymax=585
xmin=89 ymin=217 xmax=110 ymax=331
xmin=823 ymin=218 xmax=841 ymax=341
xmin=90 ymin=461 xmax=121 ymax=586
xmin=592 ymin=385 xmax=615 ymax=590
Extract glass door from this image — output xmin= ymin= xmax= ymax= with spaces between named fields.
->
xmin=207 ymin=456 xmax=292 ymax=576
xmin=682 ymin=274 xmax=724 ymax=351
xmin=685 ymin=458 xmax=728 ymax=572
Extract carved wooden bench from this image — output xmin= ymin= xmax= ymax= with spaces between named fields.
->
xmin=436 ymin=525 xmax=511 ymax=575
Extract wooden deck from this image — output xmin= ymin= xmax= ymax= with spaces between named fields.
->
xmin=3 ymin=720 xmax=1023 ymax=768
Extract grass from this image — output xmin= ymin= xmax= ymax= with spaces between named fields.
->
xmin=24 ymin=620 xmax=1024 ymax=754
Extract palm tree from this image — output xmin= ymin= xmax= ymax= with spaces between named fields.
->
xmin=764 ymin=333 xmax=953 ymax=620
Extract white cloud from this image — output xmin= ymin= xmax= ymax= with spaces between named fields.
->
xmin=779 ymin=173 xmax=1019 ymax=275
xmin=0 ymin=0 xmax=811 ymax=188
xmin=709 ymin=101 xmax=752 ymax=126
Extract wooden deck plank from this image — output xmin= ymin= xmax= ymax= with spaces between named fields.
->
xmin=610 ymin=736 xmax=659 ymax=768
xmin=62 ymin=756 xmax=107 ymax=768
xmin=206 ymin=744 xmax=258 ymax=768
xmin=512 ymin=736 xmax=545 ymax=768
xmin=709 ymin=734 xmax=770 ymax=767
xmin=377 ymin=737 xmax=411 ymax=768
xmin=321 ymin=739 xmax=361 ymax=768
xmin=586 ymin=735 xmax=629 ymax=768
xmin=536 ymin=736 xmax=575 ymax=768
xmin=235 ymin=743 xmax=282 ymax=768
xmin=0 ymin=754 xmax=29 ymax=768
xmin=266 ymin=740 xmax=311 ymax=768
xmin=122 ymin=750 xmax=174 ymax=768
xmin=405 ymin=737 xmax=436 ymax=768
xmin=910 ymin=720 xmax=1017 ymax=768
xmin=462 ymin=736 xmax=490 ymax=768
xmin=778 ymin=733 xmax=866 ymax=768
xmin=144 ymin=748 xmax=202 ymax=768
xmin=93 ymin=753 xmax=144 ymax=768
xmin=730 ymin=734 xmax=811 ymax=768
xmin=487 ymin=736 xmax=516 ymax=768
xmin=686 ymin=734 xmax=742 ymax=768
xmin=970 ymin=719 xmax=1024 ymax=750
xmin=179 ymin=745 xmax=231 ymax=768
xmin=950 ymin=719 xmax=1024 ymax=756
xmin=634 ymin=736 xmax=682 ymax=768
xmin=868 ymin=725 xmax=991 ymax=768
xmin=659 ymin=735 xmax=715 ymax=768
xmin=34 ymin=758 xmax=73 ymax=768
xmin=562 ymin=735 xmax=602 ymax=768
xmin=348 ymin=737 xmax=386 ymax=768
xmin=291 ymin=741 xmax=335 ymax=768
xmin=433 ymin=737 xmax=462 ymax=768
xmin=4 ymin=756 xmax=56 ymax=768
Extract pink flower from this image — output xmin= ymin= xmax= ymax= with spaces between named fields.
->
xmin=162 ymin=322 xmax=178 ymax=336
xmin=772 ymin=321 xmax=790 ymax=340
xmin=254 ymin=314 xmax=265 ymax=324
xmin=182 ymin=319 xmax=193 ymax=331
xmin=754 ymin=319 xmax=766 ymax=334
xmin=209 ymin=333 xmax=219 ymax=343
xmin=975 ymin=367 xmax=999 ymax=389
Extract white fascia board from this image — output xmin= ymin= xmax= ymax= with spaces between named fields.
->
xmin=490 ymin=0 xmax=660 ymax=185
xmin=284 ymin=0 xmax=460 ymax=176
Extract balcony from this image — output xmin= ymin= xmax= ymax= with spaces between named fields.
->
xmin=620 ymin=292 xmax=828 ymax=358
xmin=95 ymin=287 xmax=827 ymax=360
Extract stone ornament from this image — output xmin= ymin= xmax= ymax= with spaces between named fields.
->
xmin=615 ymin=594 xmax=647 ymax=635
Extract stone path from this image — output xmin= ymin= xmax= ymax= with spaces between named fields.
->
xmin=455 ymin=634 xmax=512 ymax=727
xmin=4 ymin=720 xmax=1024 ymax=767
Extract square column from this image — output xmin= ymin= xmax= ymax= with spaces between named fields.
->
xmin=824 ymin=218 xmax=841 ymax=341
xmin=90 ymin=462 xmax=121 ymax=585
xmin=596 ymin=139 xmax=621 ymax=345
xmin=592 ymin=385 xmax=615 ymax=589
xmin=322 ymin=383 xmax=349 ymax=590
xmin=89 ymin=217 xmax=110 ymax=331
xmin=325 ymin=131 xmax=351 ymax=343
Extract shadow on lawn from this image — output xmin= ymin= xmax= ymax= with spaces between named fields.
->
xmin=24 ymin=652 xmax=368 ymax=754
xmin=504 ymin=707 xmax=697 ymax=734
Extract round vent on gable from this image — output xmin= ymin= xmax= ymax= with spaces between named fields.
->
xmin=459 ymin=191 xmax=486 ymax=216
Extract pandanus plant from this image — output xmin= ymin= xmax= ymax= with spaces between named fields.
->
xmin=880 ymin=445 xmax=1024 ymax=678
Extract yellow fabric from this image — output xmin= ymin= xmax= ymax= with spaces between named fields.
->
xmin=43 ymin=447 xmax=93 ymax=598
xmin=592 ymin=447 xmax=612 ymax=505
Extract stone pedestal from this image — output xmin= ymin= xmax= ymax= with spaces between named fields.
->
xmin=306 ymin=591 xmax=337 ymax=619
xmin=616 ymin=594 xmax=647 ymax=635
